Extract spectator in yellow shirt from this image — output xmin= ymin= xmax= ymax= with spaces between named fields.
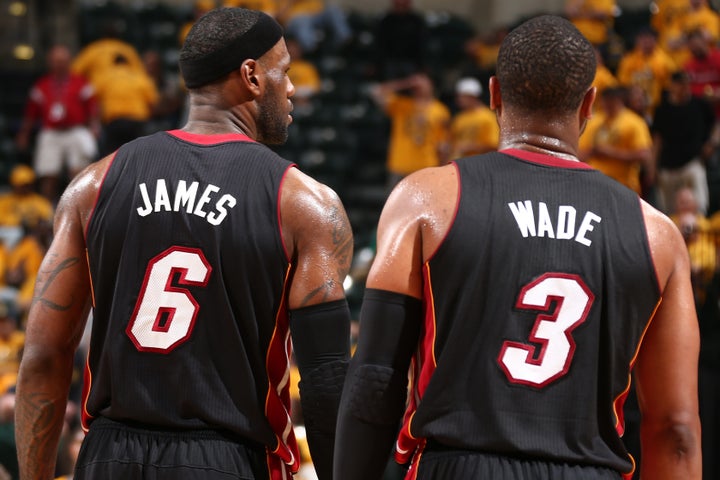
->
xmin=448 ymin=77 xmax=498 ymax=161
xmin=652 ymin=0 xmax=691 ymax=65
xmin=579 ymin=87 xmax=653 ymax=195
xmin=4 ymin=219 xmax=51 ymax=318
xmin=223 ymin=0 xmax=277 ymax=16
xmin=371 ymin=73 xmax=450 ymax=188
xmin=565 ymin=0 xmax=616 ymax=47
xmin=93 ymin=54 xmax=159 ymax=156
xmin=616 ymin=28 xmax=677 ymax=112
xmin=0 ymin=302 xmax=24 ymax=393
xmin=71 ymin=33 xmax=145 ymax=86
xmin=0 ymin=165 xmax=53 ymax=249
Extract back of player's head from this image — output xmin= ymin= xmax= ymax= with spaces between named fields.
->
xmin=496 ymin=15 xmax=596 ymax=114
xmin=179 ymin=7 xmax=283 ymax=89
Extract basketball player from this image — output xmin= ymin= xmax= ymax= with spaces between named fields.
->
xmin=16 ymin=8 xmax=352 ymax=480
xmin=335 ymin=15 xmax=701 ymax=480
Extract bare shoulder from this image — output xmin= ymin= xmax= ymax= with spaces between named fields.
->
xmin=56 ymin=154 xmax=115 ymax=230
xmin=280 ymin=167 xmax=351 ymax=258
xmin=382 ymin=164 xmax=459 ymax=260
xmin=640 ymin=199 xmax=690 ymax=291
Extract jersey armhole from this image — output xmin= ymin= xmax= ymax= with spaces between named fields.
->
xmin=425 ymin=161 xmax=462 ymax=263
xmin=84 ymin=152 xmax=118 ymax=242
xmin=277 ymin=164 xmax=298 ymax=263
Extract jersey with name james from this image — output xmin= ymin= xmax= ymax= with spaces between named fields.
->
xmin=83 ymin=130 xmax=299 ymax=474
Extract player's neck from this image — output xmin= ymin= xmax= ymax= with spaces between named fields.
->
xmin=499 ymin=135 xmax=580 ymax=162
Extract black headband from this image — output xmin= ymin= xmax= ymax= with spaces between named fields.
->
xmin=180 ymin=12 xmax=283 ymax=89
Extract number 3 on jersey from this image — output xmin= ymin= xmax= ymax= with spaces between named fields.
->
xmin=127 ymin=247 xmax=211 ymax=353
xmin=498 ymin=273 xmax=594 ymax=388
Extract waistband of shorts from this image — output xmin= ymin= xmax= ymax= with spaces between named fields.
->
xmin=88 ymin=416 xmax=265 ymax=450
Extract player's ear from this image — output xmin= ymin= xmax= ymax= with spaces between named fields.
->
xmin=580 ymin=86 xmax=596 ymax=121
xmin=489 ymin=76 xmax=501 ymax=114
xmin=238 ymin=59 xmax=261 ymax=96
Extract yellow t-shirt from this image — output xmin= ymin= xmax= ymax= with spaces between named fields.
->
xmin=580 ymin=108 xmax=653 ymax=194
xmin=592 ymin=64 xmax=618 ymax=112
xmin=94 ymin=66 xmax=159 ymax=123
xmin=449 ymin=106 xmax=498 ymax=160
xmin=385 ymin=95 xmax=450 ymax=176
xmin=0 ymin=192 xmax=53 ymax=228
xmin=71 ymin=39 xmax=145 ymax=85
xmin=616 ymin=48 xmax=677 ymax=109
xmin=7 ymin=235 xmax=45 ymax=308
xmin=682 ymin=6 xmax=720 ymax=42
xmin=568 ymin=0 xmax=616 ymax=45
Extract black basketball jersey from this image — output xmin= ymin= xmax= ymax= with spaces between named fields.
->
xmin=395 ymin=149 xmax=660 ymax=478
xmin=84 ymin=130 xmax=300 ymax=476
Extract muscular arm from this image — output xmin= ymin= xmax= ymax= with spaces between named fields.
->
xmin=334 ymin=166 xmax=458 ymax=479
xmin=15 ymin=160 xmax=108 ymax=480
xmin=634 ymin=203 xmax=702 ymax=480
xmin=281 ymin=168 xmax=353 ymax=479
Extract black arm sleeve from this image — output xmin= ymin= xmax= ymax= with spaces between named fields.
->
xmin=334 ymin=289 xmax=422 ymax=480
xmin=289 ymin=299 xmax=351 ymax=480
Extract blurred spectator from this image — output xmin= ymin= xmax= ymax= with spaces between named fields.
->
xmin=447 ymin=77 xmax=498 ymax=161
xmin=71 ymin=31 xmax=145 ymax=86
xmin=370 ymin=73 xmax=450 ymax=188
xmin=616 ymin=28 xmax=677 ymax=114
xmin=685 ymin=27 xmax=720 ymax=118
xmin=55 ymin=426 xmax=84 ymax=480
xmin=374 ymin=0 xmax=427 ymax=80
xmin=15 ymin=45 xmax=99 ymax=202
xmin=579 ymin=87 xmax=653 ymax=195
xmin=653 ymin=0 xmax=693 ymax=66
xmin=671 ymin=187 xmax=716 ymax=299
xmin=286 ymin=36 xmax=321 ymax=110
xmin=682 ymin=0 xmax=720 ymax=44
xmin=0 ymin=165 xmax=54 ymax=245
xmin=0 ymin=302 xmax=23 ymax=395
xmin=464 ymin=27 xmax=507 ymax=78
xmin=564 ymin=0 xmax=616 ymax=51
xmin=278 ymin=0 xmax=352 ymax=54
xmin=4 ymin=219 xmax=52 ymax=319
xmin=591 ymin=47 xmax=618 ymax=112
xmin=652 ymin=70 xmax=715 ymax=214
xmin=179 ymin=0 xmax=217 ymax=47
xmin=93 ymin=53 xmax=159 ymax=156
xmin=142 ymin=50 xmax=185 ymax=133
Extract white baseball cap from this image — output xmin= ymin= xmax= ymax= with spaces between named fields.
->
xmin=456 ymin=77 xmax=482 ymax=97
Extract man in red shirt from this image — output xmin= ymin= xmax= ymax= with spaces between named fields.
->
xmin=685 ymin=28 xmax=720 ymax=119
xmin=16 ymin=44 xmax=100 ymax=202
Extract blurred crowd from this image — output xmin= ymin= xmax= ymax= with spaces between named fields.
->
xmin=1 ymin=0 xmax=720 ymax=478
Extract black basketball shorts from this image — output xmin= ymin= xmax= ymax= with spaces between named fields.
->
xmin=74 ymin=417 xmax=269 ymax=480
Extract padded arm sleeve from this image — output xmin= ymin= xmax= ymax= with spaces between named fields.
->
xmin=334 ymin=289 xmax=422 ymax=480
xmin=289 ymin=299 xmax=351 ymax=480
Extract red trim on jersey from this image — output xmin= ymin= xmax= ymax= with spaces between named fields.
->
xmin=167 ymin=129 xmax=256 ymax=145
xmin=395 ymin=264 xmax=438 ymax=467
xmin=501 ymin=148 xmax=594 ymax=170
xmin=426 ymin=162 xmax=462 ymax=262
xmin=264 ymin=264 xmax=300 ymax=479
xmin=277 ymin=165 xmax=298 ymax=263
xmin=80 ymin=349 xmax=94 ymax=432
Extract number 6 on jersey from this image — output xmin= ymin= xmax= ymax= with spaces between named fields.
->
xmin=498 ymin=273 xmax=594 ymax=388
xmin=127 ymin=247 xmax=212 ymax=353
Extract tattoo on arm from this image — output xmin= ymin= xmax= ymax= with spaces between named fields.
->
xmin=31 ymin=256 xmax=80 ymax=311
xmin=16 ymin=392 xmax=59 ymax=478
xmin=299 ymin=206 xmax=353 ymax=307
